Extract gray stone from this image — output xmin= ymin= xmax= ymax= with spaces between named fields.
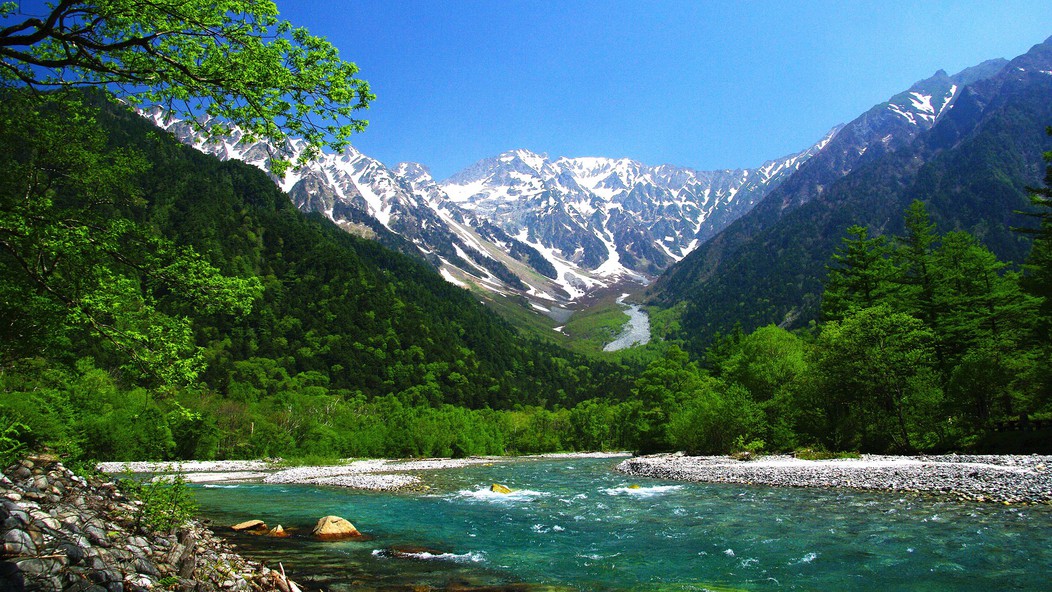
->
xmin=3 ymin=529 xmax=35 ymax=556
xmin=15 ymin=557 xmax=55 ymax=575
xmin=133 ymin=557 xmax=160 ymax=577
xmin=58 ymin=541 xmax=85 ymax=564
xmin=31 ymin=475 xmax=49 ymax=491
xmin=85 ymin=524 xmax=109 ymax=546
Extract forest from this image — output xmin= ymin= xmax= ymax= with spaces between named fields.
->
xmin=1 ymin=2 xmax=1050 ymax=467
xmin=2 ymin=90 xmax=1049 ymax=463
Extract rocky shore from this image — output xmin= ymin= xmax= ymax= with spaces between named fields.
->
xmin=616 ymin=453 xmax=1052 ymax=504
xmin=2 ymin=455 xmax=302 ymax=591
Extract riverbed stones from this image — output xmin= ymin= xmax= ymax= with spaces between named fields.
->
xmin=1 ymin=455 xmax=301 ymax=591
xmin=312 ymin=515 xmax=360 ymax=539
xmin=617 ymin=453 xmax=1052 ymax=504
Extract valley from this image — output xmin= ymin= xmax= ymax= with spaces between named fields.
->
xmin=1 ymin=3 xmax=1051 ymax=591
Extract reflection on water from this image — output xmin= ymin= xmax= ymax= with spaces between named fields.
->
xmin=193 ymin=457 xmax=1052 ymax=591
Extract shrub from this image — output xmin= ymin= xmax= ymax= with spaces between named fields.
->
xmin=120 ymin=471 xmax=199 ymax=533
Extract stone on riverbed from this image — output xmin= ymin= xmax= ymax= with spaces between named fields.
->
xmin=231 ymin=519 xmax=268 ymax=532
xmin=490 ymin=483 xmax=513 ymax=494
xmin=312 ymin=515 xmax=360 ymax=539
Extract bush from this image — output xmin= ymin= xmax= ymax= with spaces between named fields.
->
xmin=793 ymin=448 xmax=861 ymax=461
xmin=120 ymin=471 xmax=199 ymax=533
xmin=0 ymin=414 xmax=28 ymax=467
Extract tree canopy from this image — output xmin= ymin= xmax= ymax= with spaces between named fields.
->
xmin=0 ymin=0 xmax=373 ymax=173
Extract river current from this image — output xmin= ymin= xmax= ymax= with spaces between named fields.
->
xmin=193 ymin=457 xmax=1051 ymax=591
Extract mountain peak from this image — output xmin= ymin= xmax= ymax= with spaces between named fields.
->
xmin=950 ymin=58 xmax=1008 ymax=86
xmin=394 ymin=161 xmax=433 ymax=183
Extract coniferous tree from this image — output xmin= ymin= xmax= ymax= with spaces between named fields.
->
xmin=822 ymin=225 xmax=895 ymax=322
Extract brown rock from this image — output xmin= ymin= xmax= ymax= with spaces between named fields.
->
xmin=490 ymin=483 xmax=513 ymax=494
xmin=312 ymin=515 xmax=360 ymax=539
xmin=230 ymin=519 xmax=267 ymax=532
xmin=268 ymin=525 xmax=289 ymax=537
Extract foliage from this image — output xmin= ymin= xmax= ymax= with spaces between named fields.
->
xmin=792 ymin=448 xmax=860 ymax=461
xmin=1018 ymin=128 xmax=1052 ymax=403
xmin=0 ymin=0 xmax=372 ymax=173
xmin=655 ymin=63 xmax=1052 ymax=354
xmin=1 ymin=4 xmax=1047 ymax=462
xmin=0 ymin=91 xmax=260 ymax=385
xmin=0 ymin=413 xmax=27 ymax=467
xmin=822 ymin=225 xmax=894 ymax=322
xmin=120 ymin=471 xmax=199 ymax=533
xmin=810 ymin=305 xmax=942 ymax=452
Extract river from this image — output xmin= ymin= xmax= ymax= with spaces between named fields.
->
xmin=603 ymin=294 xmax=650 ymax=352
xmin=192 ymin=456 xmax=1052 ymax=591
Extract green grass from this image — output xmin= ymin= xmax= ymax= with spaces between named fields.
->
xmin=272 ymin=454 xmax=352 ymax=467
xmin=793 ymin=448 xmax=861 ymax=460
xmin=561 ymin=300 xmax=629 ymax=349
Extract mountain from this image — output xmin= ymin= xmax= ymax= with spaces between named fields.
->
xmin=145 ymin=111 xmax=832 ymax=311
xmin=99 ymin=100 xmax=634 ymax=410
xmin=438 ymin=143 xmax=833 ymax=298
xmin=649 ymin=39 xmax=1052 ymax=353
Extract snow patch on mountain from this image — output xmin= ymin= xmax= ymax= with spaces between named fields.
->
xmin=142 ymin=106 xmax=831 ymax=307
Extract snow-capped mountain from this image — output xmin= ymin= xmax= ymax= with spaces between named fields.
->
xmin=438 ymin=142 xmax=834 ymax=298
xmin=144 ymin=107 xmax=832 ymax=307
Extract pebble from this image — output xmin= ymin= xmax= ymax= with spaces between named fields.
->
xmin=1 ymin=455 xmax=299 ymax=591
xmin=616 ymin=453 xmax=1052 ymax=504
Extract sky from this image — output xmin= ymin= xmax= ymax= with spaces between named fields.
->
xmin=272 ymin=0 xmax=1052 ymax=180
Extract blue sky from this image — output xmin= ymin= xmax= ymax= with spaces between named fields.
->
xmin=276 ymin=1 xmax=1052 ymax=180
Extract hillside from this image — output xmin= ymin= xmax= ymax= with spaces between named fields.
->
xmin=649 ymin=39 xmax=1052 ymax=353
xmin=147 ymin=110 xmax=833 ymax=313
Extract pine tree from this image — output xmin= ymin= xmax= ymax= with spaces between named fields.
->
xmin=822 ymin=225 xmax=895 ymax=322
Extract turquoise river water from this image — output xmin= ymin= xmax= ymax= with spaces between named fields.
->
xmin=192 ymin=457 xmax=1051 ymax=591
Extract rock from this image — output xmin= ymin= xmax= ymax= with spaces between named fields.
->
xmin=268 ymin=525 xmax=289 ymax=537
xmin=3 ymin=529 xmax=36 ymax=556
xmin=312 ymin=515 xmax=361 ymax=539
xmin=58 ymin=541 xmax=85 ymax=565
xmin=2 ymin=458 xmax=300 ymax=592
xmin=490 ymin=483 xmax=513 ymax=494
xmin=627 ymin=484 xmax=641 ymax=489
xmin=230 ymin=519 xmax=267 ymax=532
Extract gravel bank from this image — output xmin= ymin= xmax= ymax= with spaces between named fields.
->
xmin=616 ymin=453 xmax=1052 ymax=504
xmin=100 ymin=457 xmax=509 ymax=491
xmin=261 ymin=458 xmax=501 ymax=490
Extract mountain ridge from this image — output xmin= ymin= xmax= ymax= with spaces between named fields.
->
xmin=649 ymin=37 xmax=1052 ymax=353
xmin=146 ymin=111 xmax=831 ymax=310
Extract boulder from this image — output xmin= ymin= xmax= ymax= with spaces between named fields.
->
xmin=268 ymin=525 xmax=289 ymax=538
xmin=312 ymin=516 xmax=360 ymax=539
xmin=490 ymin=483 xmax=513 ymax=494
xmin=230 ymin=520 xmax=267 ymax=532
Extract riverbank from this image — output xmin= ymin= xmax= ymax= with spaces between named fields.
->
xmin=99 ymin=452 xmax=631 ymax=491
xmin=1 ymin=455 xmax=301 ymax=591
xmin=616 ymin=453 xmax=1052 ymax=504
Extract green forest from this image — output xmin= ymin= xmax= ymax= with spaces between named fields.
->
xmin=1 ymin=2 xmax=1050 ymax=467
